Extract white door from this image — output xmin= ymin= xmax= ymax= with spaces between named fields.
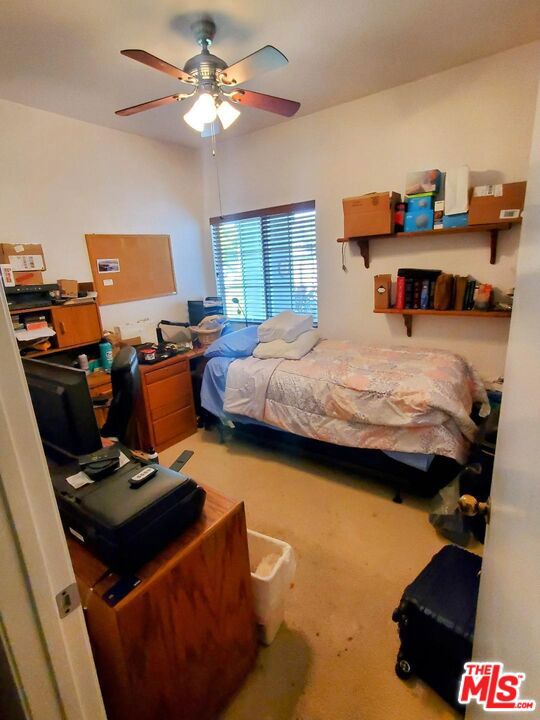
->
xmin=0 ymin=286 xmax=106 ymax=719
xmin=468 ymin=85 xmax=540 ymax=715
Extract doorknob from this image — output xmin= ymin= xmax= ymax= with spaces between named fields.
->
xmin=458 ymin=494 xmax=491 ymax=524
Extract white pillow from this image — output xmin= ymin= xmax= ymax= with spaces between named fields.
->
xmin=253 ymin=330 xmax=320 ymax=360
xmin=257 ymin=311 xmax=313 ymax=343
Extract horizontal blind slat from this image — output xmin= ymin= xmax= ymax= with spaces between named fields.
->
xmin=211 ymin=204 xmax=317 ymax=323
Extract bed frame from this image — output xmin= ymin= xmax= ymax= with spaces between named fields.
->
xmin=204 ymin=414 xmax=461 ymax=504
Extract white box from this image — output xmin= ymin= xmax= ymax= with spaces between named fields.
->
xmin=445 ymin=166 xmax=469 ymax=215
xmin=247 ymin=530 xmax=296 ymax=645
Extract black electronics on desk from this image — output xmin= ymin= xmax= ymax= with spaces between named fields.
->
xmin=23 ymin=358 xmax=102 ymax=460
xmin=51 ymin=457 xmax=206 ymax=570
xmin=5 ymin=283 xmax=59 ymax=311
xmin=23 ymin=357 xmax=206 ymax=570
xmin=188 ymin=297 xmax=223 ymax=325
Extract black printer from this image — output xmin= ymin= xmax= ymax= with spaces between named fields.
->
xmin=50 ymin=457 xmax=206 ymax=571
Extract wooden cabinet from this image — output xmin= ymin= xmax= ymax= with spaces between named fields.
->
xmin=138 ymin=354 xmax=199 ymax=451
xmin=67 ymin=486 xmax=258 ymax=720
xmin=51 ymin=304 xmax=102 ymax=348
xmin=11 ymin=302 xmax=103 ymax=357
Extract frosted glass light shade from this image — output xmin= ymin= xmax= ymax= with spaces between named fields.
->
xmin=217 ymin=100 xmax=241 ymax=129
xmin=183 ymin=93 xmax=217 ymax=131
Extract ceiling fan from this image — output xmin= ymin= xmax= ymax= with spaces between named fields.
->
xmin=115 ymin=18 xmax=300 ymax=137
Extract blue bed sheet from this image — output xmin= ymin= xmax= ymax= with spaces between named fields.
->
xmin=201 ymin=357 xmax=434 ymax=472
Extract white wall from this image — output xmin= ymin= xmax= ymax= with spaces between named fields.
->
xmin=0 ymin=99 xmax=212 ymax=341
xmin=202 ymin=42 xmax=540 ymax=378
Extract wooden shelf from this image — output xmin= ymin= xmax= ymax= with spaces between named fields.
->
xmin=21 ymin=339 xmax=102 ymax=358
xmin=337 ymin=221 xmax=520 ymax=268
xmin=374 ymin=307 xmax=512 ymax=337
xmin=9 ymin=304 xmax=55 ymax=315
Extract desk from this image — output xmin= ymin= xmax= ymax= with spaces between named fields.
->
xmin=87 ymin=347 xmax=206 ymax=447
xmin=137 ymin=348 xmax=205 ymax=451
xmin=68 ymin=483 xmax=257 ymax=720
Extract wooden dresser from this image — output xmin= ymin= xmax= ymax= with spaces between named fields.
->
xmin=68 ymin=485 xmax=258 ymax=720
xmin=136 ymin=350 xmax=204 ymax=451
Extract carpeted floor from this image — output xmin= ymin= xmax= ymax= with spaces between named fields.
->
xmin=160 ymin=429 xmax=463 ymax=720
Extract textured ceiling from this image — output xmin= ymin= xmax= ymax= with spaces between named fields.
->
xmin=1 ymin=0 xmax=539 ymax=148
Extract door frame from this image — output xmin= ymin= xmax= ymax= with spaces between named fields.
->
xmin=0 ymin=288 xmax=106 ymax=720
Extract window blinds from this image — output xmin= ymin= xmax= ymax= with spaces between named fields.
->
xmin=210 ymin=201 xmax=317 ymax=323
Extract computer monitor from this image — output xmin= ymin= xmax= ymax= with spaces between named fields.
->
xmin=22 ymin=358 xmax=103 ymax=461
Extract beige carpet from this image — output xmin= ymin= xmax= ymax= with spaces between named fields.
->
xmin=161 ymin=429 xmax=464 ymax=720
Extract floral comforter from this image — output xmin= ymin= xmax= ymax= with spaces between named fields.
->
xmin=224 ymin=340 xmax=489 ymax=464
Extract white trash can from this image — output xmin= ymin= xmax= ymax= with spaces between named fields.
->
xmin=247 ymin=529 xmax=296 ymax=645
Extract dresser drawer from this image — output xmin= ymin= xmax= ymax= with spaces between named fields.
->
xmin=144 ymin=360 xmax=188 ymax=385
xmin=153 ymin=406 xmax=196 ymax=447
xmin=147 ymin=373 xmax=193 ymax=421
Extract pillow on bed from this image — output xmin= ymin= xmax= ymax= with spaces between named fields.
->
xmin=257 ymin=310 xmax=313 ymax=343
xmin=204 ymin=325 xmax=259 ymax=358
xmin=253 ymin=329 xmax=320 ymax=360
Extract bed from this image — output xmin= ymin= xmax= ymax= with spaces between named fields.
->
xmin=200 ymin=334 xmax=489 ymax=499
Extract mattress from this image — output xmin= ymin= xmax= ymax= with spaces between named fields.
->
xmin=201 ymin=355 xmax=436 ymax=472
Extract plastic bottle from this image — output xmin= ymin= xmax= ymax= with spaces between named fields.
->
xmin=99 ymin=337 xmax=113 ymax=371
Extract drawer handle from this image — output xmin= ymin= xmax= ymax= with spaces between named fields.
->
xmin=59 ymin=321 xmax=66 ymax=334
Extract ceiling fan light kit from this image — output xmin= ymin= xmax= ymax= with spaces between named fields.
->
xmin=115 ymin=18 xmax=300 ymax=137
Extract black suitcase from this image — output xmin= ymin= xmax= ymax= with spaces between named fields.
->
xmin=392 ymin=545 xmax=482 ymax=712
xmin=51 ymin=459 xmax=206 ymax=571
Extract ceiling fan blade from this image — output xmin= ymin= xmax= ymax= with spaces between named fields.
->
xmin=115 ymin=94 xmax=182 ymax=116
xmin=201 ymin=121 xmax=221 ymax=139
xmin=121 ymin=49 xmax=196 ymax=85
xmin=230 ymin=89 xmax=300 ymax=117
xmin=219 ymin=45 xmax=287 ymax=86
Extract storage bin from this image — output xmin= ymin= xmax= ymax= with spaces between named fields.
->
xmin=247 ymin=529 xmax=296 ymax=645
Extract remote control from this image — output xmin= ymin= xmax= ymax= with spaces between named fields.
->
xmin=170 ymin=450 xmax=194 ymax=473
xmin=129 ymin=465 xmax=158 ymax=488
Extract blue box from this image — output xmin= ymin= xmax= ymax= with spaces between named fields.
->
xmin=407 ymin=195 xmax=434 ymax=212
xmin=442 ymin=212 xmax=468 ymax=229
xmin=404 ymin=209 xmax=434 ymax=233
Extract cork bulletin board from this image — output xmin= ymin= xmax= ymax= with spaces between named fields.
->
xmin=85 ymin=234 xmax=177 ymax=305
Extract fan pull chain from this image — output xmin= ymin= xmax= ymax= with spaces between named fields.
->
xmin=211 ymin=128 xmax=224 ymax=219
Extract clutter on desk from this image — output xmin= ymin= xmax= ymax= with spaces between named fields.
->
xmin=190 ymin=314 xmax=229 ymax=347
xmin=188 ymin=296 xmax=224 ymax=325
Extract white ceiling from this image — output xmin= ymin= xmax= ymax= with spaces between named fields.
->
xmin=1 ymin=0 xmax=539 ymax=149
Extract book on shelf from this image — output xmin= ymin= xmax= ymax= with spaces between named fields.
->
xmin=391 ymin=269 xmax=484 ymax=311
xmin=453 ymin=276 xmax=469 ymax=310
xmin=396 ymin=276 xmax=406 ymax=309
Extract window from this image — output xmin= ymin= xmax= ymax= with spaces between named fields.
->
xmin=210 ymin=201 xmax=317 ymax=324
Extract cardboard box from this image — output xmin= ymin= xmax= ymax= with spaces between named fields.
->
xmin=0 ymin=243 xmax=46 ymax=286
xmin=58 ymin=278 xmax=79 ymax=298
xmin=468 ymin=181 xmax=526 ymax=225
xmin=374 ymin=274 xmax=392 ymax=309
xmin=443 ymin=212 xmax=469 ymax=229
xmin=0 ymin=243 xmax=46 ymax=271
xmin=407 ymin=195 xmax=434 ymax=212
xmin=404 ymin=209 xmax=434 ymax=233
xmin=13 ymin=271 xmax=44 ymax=285
xmin=405 ymin=170 xmax=441 ymax=196
xmin=343 ymin=192 xmax=401 ymax=238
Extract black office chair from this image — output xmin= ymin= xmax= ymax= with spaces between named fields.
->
xmin=100 ymin=346 xmax=141 ymax=446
